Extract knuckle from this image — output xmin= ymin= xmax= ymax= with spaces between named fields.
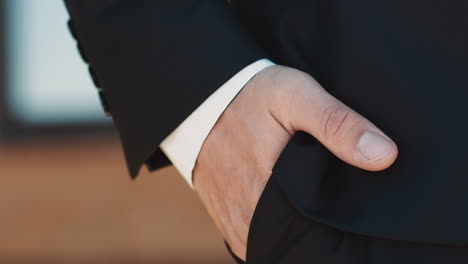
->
xmin=320 ymin=104 xmax=358 ymax=141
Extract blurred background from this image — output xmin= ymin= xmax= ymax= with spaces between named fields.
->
xmin=0 ymin=0 xmax=232 ymax=263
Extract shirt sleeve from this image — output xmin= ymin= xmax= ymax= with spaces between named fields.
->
xmin=160 ymin=59 xmax=275 ymax=189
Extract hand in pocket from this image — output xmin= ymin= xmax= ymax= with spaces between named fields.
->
xmin=193 ymin=65 xmax=398 ymax=261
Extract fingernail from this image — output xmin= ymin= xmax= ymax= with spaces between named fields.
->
xmin=357 ymin=131 xmax=393 ymax=161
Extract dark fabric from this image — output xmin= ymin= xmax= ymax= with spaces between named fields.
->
xmin=239 ymin=154 xmax=468 ymax=264
xmin=64 ymin=0 xmax=267 ymax=176
xmin=232 ymin=0 xmax=468 ymax=245
xmin=225 ymin=241 xmax=246 ymax=264
xmin=64 ymin=0 xmax=468 ymax=254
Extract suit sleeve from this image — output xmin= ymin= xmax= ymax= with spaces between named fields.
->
xmin=63 ymin=0 xmax=268 ymax=178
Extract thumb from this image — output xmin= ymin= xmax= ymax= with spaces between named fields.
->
xmin=271 ymin=68 xmax=398 ymax=172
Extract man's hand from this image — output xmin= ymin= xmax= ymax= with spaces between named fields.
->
xmin=193 ymin=65 xmax=398 ymax=260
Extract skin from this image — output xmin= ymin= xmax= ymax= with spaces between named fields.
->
xmin=193 ymin=65 xmax=398 ymax=261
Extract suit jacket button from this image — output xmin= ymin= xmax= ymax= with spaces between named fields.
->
xmin=77 ymin=43 xmax=89 ymax=64
xmin=98 ymin=92 xmax=112 ymax=117
xmin=67 ymin=20 xmax=77 ymax=40
xmin=88 ymin=67 xmax=101 ymax=88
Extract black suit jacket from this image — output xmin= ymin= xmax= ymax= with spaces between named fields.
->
xmin=64 ymin=0 xmax=468 ymax=246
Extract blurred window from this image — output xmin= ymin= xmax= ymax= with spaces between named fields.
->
xmin=5 ymin=0 xmax=110 ymax=125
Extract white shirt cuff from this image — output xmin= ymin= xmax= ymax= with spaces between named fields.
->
xmin=159 ymin=58 xmax=275 ymax=189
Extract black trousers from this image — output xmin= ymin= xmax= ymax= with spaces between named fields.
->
xmin=226 ymin=174 xmax=468 ymax=264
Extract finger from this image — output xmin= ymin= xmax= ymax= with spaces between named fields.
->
xmin=274 ymin=72 xmax=398 ymax=171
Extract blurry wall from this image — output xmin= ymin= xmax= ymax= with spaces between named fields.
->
xmin=0 ymin=140 xmax=231 ymax=264
xmin=0 ymin=0 xmax=231 ymax=263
